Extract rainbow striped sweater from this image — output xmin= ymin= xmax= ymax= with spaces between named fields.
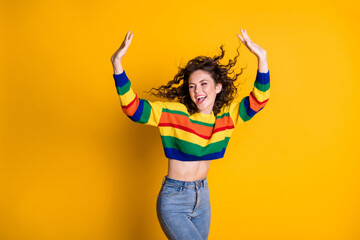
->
xmin=113 ymin=69 xmax=270 ymax=161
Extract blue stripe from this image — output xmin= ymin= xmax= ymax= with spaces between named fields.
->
xmin=113 ymin=71 xmax=130 ymax=87
xmin=128 ymin=98 xmax=144 ymax=122
xmin=256 ymin=70 xmax=270 ymax=84
xmin=164 ymin=148 xmax=226 ymax=161
xmin=243 ymin=96 xmax=257 ymax=117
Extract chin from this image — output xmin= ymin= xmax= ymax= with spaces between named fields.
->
xmin=198 ymin=106 xmax=208 ymax=112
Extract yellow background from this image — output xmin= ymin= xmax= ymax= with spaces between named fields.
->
xmin=1 ymin=0 xmax=359 ymax=239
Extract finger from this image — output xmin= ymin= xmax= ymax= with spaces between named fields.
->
xmin=127 ymin=30 xmax=132 ymax=41
xmin=129 ymin=32 xmax=134 ymax=44
xmin=237 ymin=34 xmax=245 ymax=44
xmin=239 ymin=29 xmax=246 ymax=40
xmin=125 ymin=31 xmax=130 ymax=42
xmin=122 ymin=32 xmax=129 ymax=45
xmin=244 ymin=29 xmax=252 ymax=42
xmin=240 ymin=29 xmax=245 ymax=36
xmin=240 ymin=29 xmax=249 ymax=43
xmin=240 ymin=30 xmax=250 ymax=45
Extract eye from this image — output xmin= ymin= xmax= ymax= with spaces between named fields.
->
xmin=201 ymin=83 xmax=207 ymax=86
xmin=189 ymin=86 xmax=194 ymax=89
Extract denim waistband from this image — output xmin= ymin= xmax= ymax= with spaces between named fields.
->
xmin=162 ymin=175 xmax=207 ymax=188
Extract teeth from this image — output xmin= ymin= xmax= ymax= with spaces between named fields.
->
xmin=197 ymin=96 xmax=206 ymax=103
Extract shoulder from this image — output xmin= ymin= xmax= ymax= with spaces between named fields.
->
xmin=217 ymin=101 xmax=243 ymax=127
xmin=218 ymin=101 xmax=240 ymax=115
xmin=148 ymin=101 xmax=189 ymax=113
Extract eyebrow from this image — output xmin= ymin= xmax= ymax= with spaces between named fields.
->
xmin=189 ymin=79 xmax=208 ymax=85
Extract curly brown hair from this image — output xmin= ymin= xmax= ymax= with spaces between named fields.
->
xmin=147 ymin=44 xmax=247 ymax=116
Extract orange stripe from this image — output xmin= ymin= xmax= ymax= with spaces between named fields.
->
xmin=122 ymin=94 xmax=139 ymax=116
xmin=214 ymin=125 xmax=235 ymax=134
xmin=214 ymin=116 xmax=234 ymax=130
xmin=158 ymin=123 xmax=235 ymax=140
xmin=160 ymin=112 xmax=213 ymax=136
xmin=249 ymin=92 xmax=269 ymax=112
xmin=158 ymin=123 xmax=212 ymax=139
xmin=159 ymin=112 xmax=235 ymax=138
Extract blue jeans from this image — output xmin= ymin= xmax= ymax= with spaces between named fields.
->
xmin=156 ymin=175 xmax=211 ymax=240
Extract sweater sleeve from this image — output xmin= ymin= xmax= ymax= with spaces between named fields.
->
xmin=228 ymin=69 xmax=270 ymax=127
xmin=113 ymin=70 xmax=168 ymax=127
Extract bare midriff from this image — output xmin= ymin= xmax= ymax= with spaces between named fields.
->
xmin=167 ymin=158 xmax=211 ymax=181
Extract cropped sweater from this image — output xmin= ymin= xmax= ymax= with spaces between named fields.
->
xmin=113 ymin=69 xmax=270 ymax=161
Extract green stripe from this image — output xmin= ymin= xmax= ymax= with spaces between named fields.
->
xmin=163 ymin=108 xmax=214 ymax=127
xmin=161 ymin=136 xmax=230 ymax=157
xmin=239 ymin=97 xmax=252 ymax=122
xmin=137 ymin=99 xmax=151 ymax=124
xmin=163 ymin=108 xmax=189 ymax=117
xmin=189 ymin=119 xmax=214 ymax=127
xmin=216 ymin=112 xmax=230 ymax=119
xmin=117 ymin=81 xmax=131 ymax=95
xmin=254 ymin=81 xmax=270 ymax=92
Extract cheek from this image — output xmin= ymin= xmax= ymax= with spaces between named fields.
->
xmin=205 ymin=87 xmax=216 ymax=97
xmin=189 ymin=90 xmax=194 ymax=98
xmin=189 ymin=91 xmax=196 ymax=101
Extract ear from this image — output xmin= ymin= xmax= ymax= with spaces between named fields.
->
xmin=215 ymin=83 xmax=222 ymax=94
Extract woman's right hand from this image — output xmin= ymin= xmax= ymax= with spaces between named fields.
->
xmin=111 ymin=30 xmax=134 ymax=64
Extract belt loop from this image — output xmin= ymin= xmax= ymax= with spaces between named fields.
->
xmin=162 ymin=175 xmax=166 ymax=185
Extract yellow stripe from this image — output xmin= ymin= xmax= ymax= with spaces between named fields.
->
xmin=147 ymin=101 xmax=189 ymax=126
xmin=252 ymin=88 xmax=270 ymax=102
xmin=146 ymin=101 xmax=164 ymax=126
xmin=119 ymin=88 xmax=137 ymax=106
xmin=226 ymin=101 xmax=245 ymax=127
xmin=159 ymin=127 xmax=234 ymax=147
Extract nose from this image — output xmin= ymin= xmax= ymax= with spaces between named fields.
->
xmin=195 ymin=86 xmax=201 ymax=94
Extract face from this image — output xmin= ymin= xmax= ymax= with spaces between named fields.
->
xmin=188 ymin=70 xmax=222 ymax=115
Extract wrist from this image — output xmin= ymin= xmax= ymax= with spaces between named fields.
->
xmin=113 ymin=68 xmax=124 ymax=75
xmin=111 ymin=59 xmax=122 ymax=66
xmin=112 ymin=60 xmax=123 ymax=75
xmin=257 ymin=55 xmax=268 ymax=73
xmin=257 ymin=54 xmax=267 ymax=62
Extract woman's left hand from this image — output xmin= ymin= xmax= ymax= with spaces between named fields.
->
xmin=237 ymin=29 xmax=267 ymax=60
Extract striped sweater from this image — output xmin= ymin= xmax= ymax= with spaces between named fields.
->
xmin=113 ymin=69 xmax=270 ymax=161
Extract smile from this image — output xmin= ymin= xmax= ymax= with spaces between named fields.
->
xmin=196 ymin=96 xmax=206 ymax=104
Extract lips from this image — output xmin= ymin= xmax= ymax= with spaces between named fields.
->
xmin=196 ymin=95 xmax=206 ymax=104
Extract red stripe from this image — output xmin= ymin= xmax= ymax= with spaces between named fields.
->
xmin=158 ymin=123 xmax=235 ymax=140
xmin=249 ymin=92 xmax=269 ymax=112
xmin=122 ymin=93 xmax=138 ymax=109
xmin=159 ymin=112 xmax=213 ymax=136
xmin=214 ymin=125 xmax=235 ymax=134
xmin=250 ymin=91 xmax=269 ymax=104
xmin=159 ymin=123 xmax=210 ymax=139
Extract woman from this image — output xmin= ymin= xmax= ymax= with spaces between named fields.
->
xmin=110 ymin=29 xmax=270 ymax=240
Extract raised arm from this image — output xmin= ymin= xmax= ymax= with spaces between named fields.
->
xmin=110 ymin=30 xmax=133 ymax=74
xmin=229 ymin=29 xmax=270 ymax=126
xmin=111 ymin=31 xmax=166 ymax=127
xmin=237 ymin=29 xmax=268 ymax=72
